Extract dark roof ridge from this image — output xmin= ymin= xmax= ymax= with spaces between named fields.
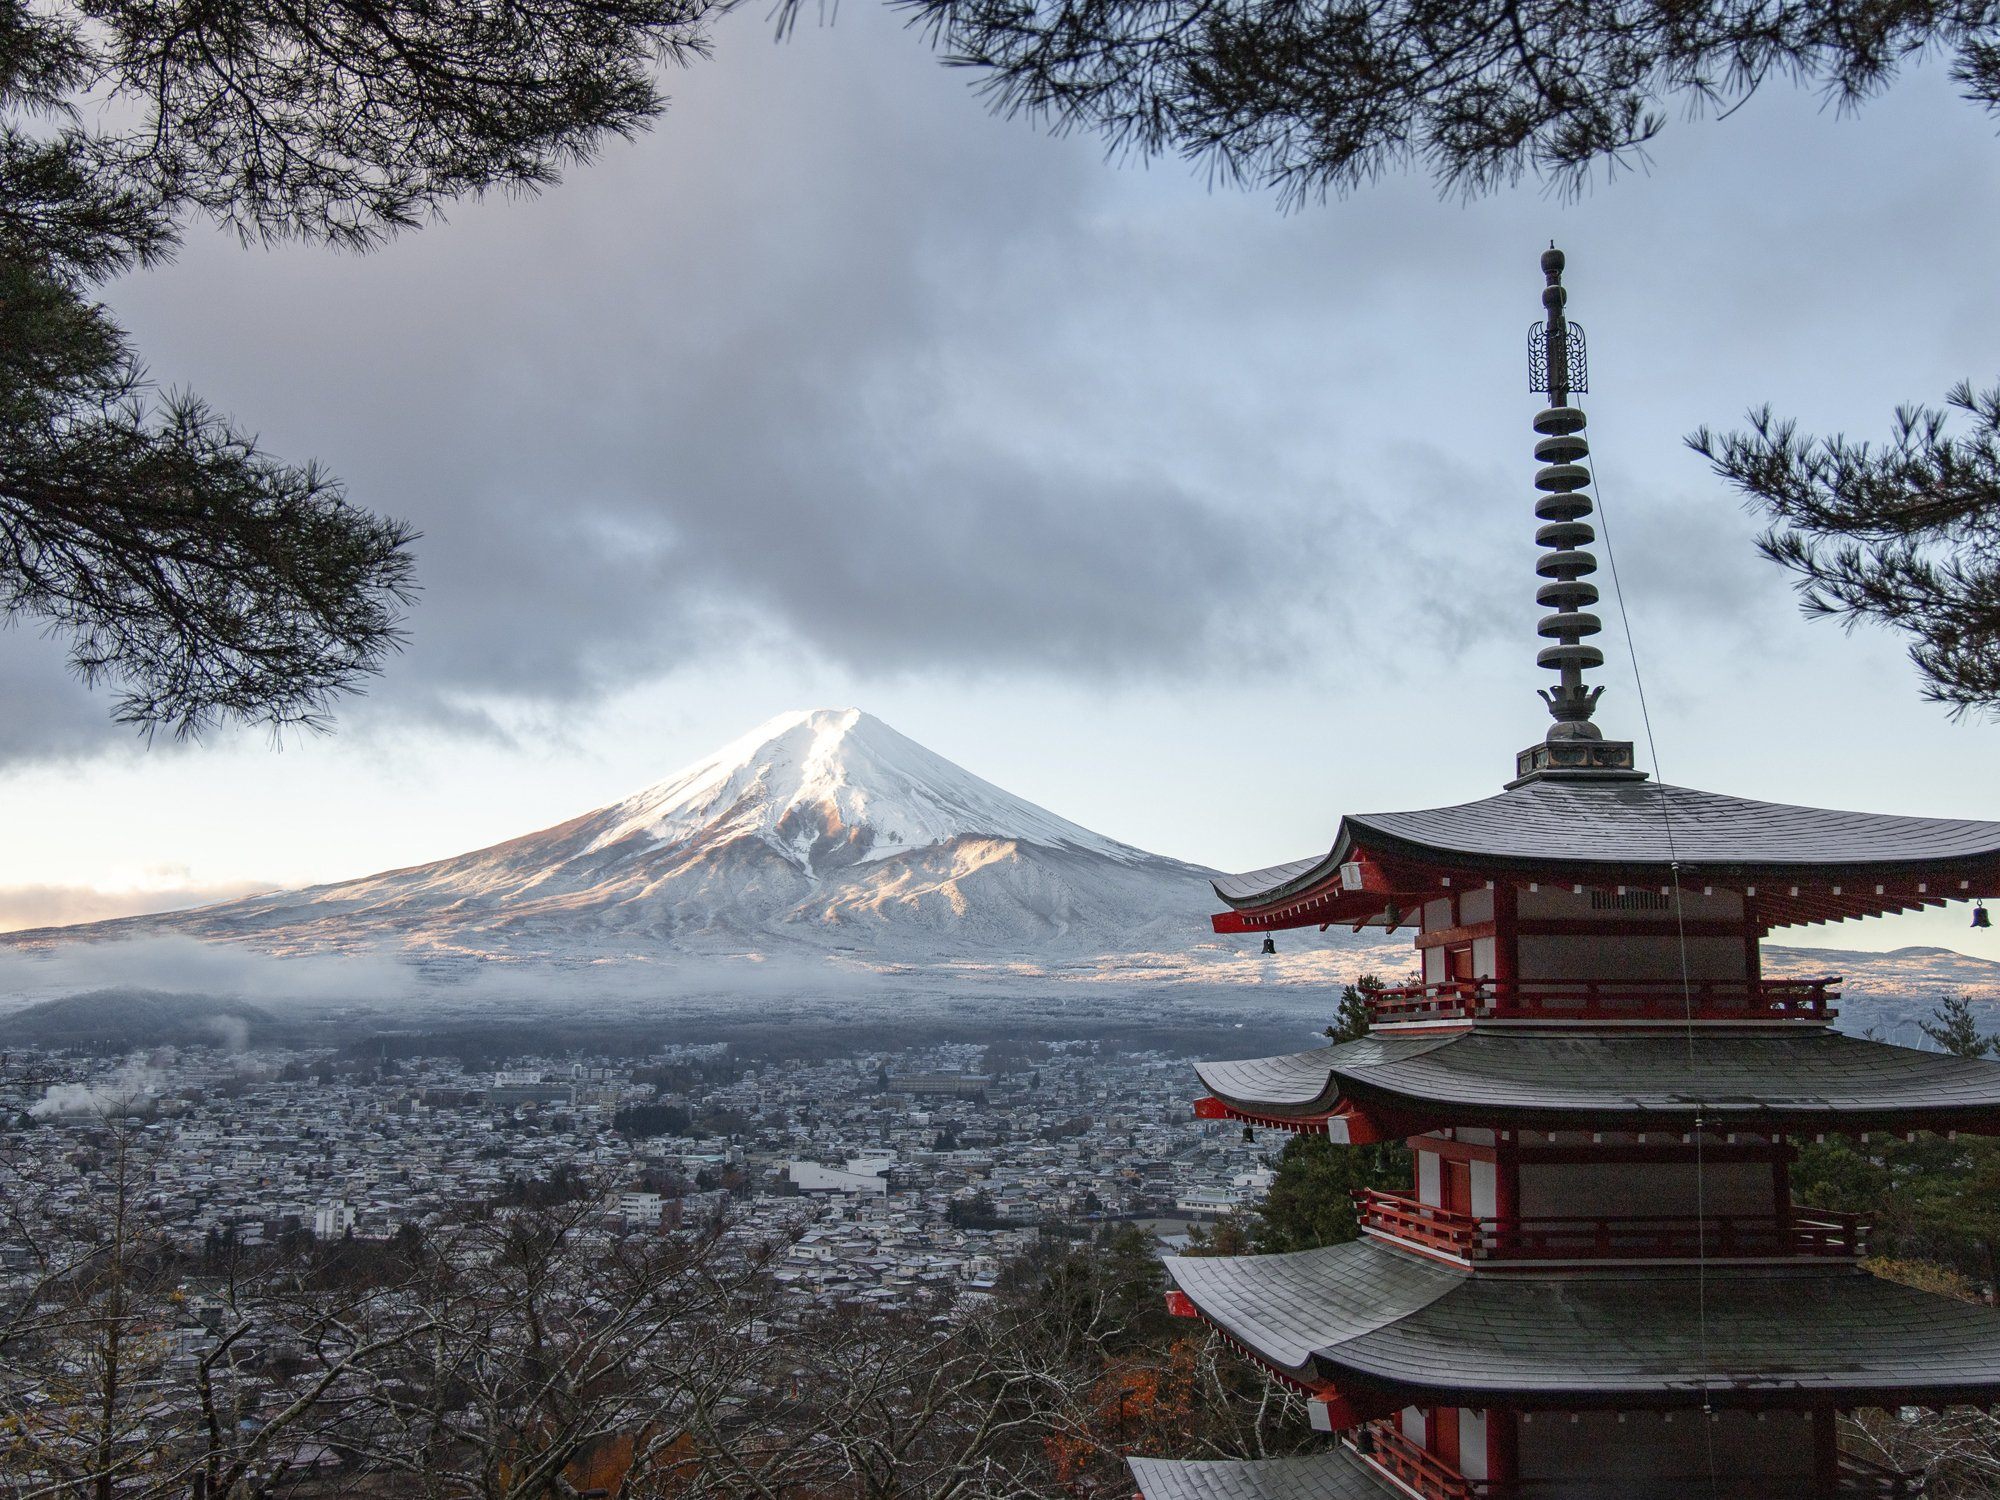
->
xmin=1197 ymin=1029 xmax=2000 ymax=1130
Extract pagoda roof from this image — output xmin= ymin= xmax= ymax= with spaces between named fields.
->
xmin=1195 ymin=1030 xmax=2000 ymax=1132
xmin=1128 ymin=1452 xmax=1394 ymax=1500
xmin=1166 ymin=1241 xmax=2000 ymax=1407
xmin=1214 ymin=780 xmax=2000 ymax=929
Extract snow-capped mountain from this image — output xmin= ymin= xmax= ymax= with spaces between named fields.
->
xmin=581 ymin=708 xmax=1153 ymax=874
xmin=20 ymin=710 xmax=1235 ymax=964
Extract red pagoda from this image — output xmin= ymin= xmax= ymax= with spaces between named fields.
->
xmin=1130 ymin=249 xmax=2000 ymax=1500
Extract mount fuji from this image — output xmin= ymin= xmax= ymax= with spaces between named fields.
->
xmin=15 ymin=710 xmax=1259 ymax=968
xmin=6 ymin=710 xmax=1995 ymax=1024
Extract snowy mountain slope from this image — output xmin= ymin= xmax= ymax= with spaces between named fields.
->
xmin=7 ymin=709 xmax=1996 ymax=1011
xmin=584 ymin=709 xmax=1148 ymax=869
xmin=11 ymin=710 xmax=1239 ymax=964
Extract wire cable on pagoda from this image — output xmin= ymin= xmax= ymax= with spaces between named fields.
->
xmin=1536 ymin=244 xmax=1721 ymax=1495
xmin=1576 ymin=411 xmax=1723 ymax=1497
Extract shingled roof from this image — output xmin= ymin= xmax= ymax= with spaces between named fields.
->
xmin=1194 ymin=1030 xmax=2000 ymax=1131
xmin=1165 ymin=1242 xmax=2000 ymax=1406
xmin=1215 ymin=779 xmax=2000 ymax=920
xmin=1128 ymin=1452 xmax=1396 ymax=1500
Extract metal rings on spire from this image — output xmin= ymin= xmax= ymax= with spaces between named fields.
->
xmin=1529 ymin=247 xmax=1604 ymax=741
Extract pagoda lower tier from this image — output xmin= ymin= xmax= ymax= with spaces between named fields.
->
xmin=1159 ymin=1025 xmax=2000 ymax=1495
xmin=1164 ymin=1242 xmax=2000 ymax=1410
xmin=1139 ymin=1244 xmax=1992 ymax=1498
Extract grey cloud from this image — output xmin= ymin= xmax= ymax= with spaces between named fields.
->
xmin=46 ymin=4 xmax=1348 ymax=761
xmin=0 ymin=631 xmax=151 ymax=762
xmin=7 ymin=13 xmax=1998 ymax=765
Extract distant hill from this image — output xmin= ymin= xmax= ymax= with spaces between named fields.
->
xmin=5 ymin=990 xmax=277 ymax=1049
xmin=1765 ymin=945 xmax=2000 ymax=1044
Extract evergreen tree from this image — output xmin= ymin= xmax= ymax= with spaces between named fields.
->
xmin=1694 ymin=393 xmax=2000 ymax=715
xmin=1 ymin=0 xmax=713 ymax=733
xmin=1181 ymin=1214 xmax=1254 ymax=1256
xmin=1325 ymin=973 xmax=1385 ymax=1044
xmin=1253 ymin=1133 xmax=1409 ymax=1253
xmin=1919 ymin=993 xmax=1995 ymax=1058
xmin=877 ymin=0 xmax=2000 ymax=207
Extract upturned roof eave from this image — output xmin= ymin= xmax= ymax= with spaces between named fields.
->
xmin=1316 ymin=1359 xmax=2000 ymax=1413
xmin=1215 ymin=828 xmax=2000 ymax=920
xmin=1169 ymin=1243 xmax=2000 ymax=1412
xmin=1210 ymin=783 xmax=2000 ymax=920
xmin=1194 ymin=1032 xmax=2000 ymax=1133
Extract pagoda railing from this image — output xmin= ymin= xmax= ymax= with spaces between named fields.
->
xmin=1353 ymin=1188 xmax=1481 ymax=1257
xmin=1835 ymin=1451 xmax=1928 ymax=1496
xmin=1351 ymin=1424 xmax=1920 ymax=1497
xmin=1367 ymin=977 xmax=1840 ymax=1026
xmin=1355 ymin=1420 xmax=1478 ymax=1500
xmin=1355 ymin=1189 xmax=1868 ymax=1261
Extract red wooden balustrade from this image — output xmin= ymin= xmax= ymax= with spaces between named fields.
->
xmin=1368 ymin=977 xmax=1840 ymax=1025
xmin=1355 ymin=1189 xmax=1868 ymax=1261
xmin=1356 ymin=1420 xmax=1478 ymax=1500
xmin=1834 ymin=1451 xmax=1928 ymax=1496
xmin=1351 ymin=1423 xmax=1921 ymax=1498
xmin=1353 ymin=1188 xmax=1482 ymax=1257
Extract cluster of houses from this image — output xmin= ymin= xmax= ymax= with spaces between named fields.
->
xmin=1 ymin=1034 xmax=1278 ymax=1309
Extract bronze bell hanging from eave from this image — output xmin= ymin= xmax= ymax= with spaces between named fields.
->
xmin=1975 ymin=901 xmax=1992 ymax=930
xmin=1260 ymin=935 xmax=1277 ymax=955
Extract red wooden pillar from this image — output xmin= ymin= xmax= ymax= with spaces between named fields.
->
xmin=1493 ymin=882 xmax=1518 ymax=997
xmin=1486 ymin=1406 xmax=1519 ymax=1488
xmin=1774 ymin=1139 xmax=1794 ymax=1234
xmin=1430 ymin=1405 xmax=1460 ymax=1469
xmin=1493 ymin=1132 xmax=1519 ymax=1225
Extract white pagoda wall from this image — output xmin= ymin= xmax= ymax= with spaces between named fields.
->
xmin=1420 ymin=889 xmax=1499 ymax=985
xmin=1394 ymin=1406 xmax=1489 ymax=1479
xmin=1457 ymin=1408 xmax=1488 ymax=1480
xmin=1412 ymin=1139 xmax=1497 ymax=1216
xmin=1416 ymin=1152 xmax=1439 ymax=1203
xmin=1470 ymin=1159 xmax=1496 ymax=1218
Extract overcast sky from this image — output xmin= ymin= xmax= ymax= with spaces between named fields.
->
xmin=3 ymin=9 xmax=1998 ymax=960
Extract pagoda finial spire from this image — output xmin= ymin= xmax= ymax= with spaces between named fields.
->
xmin=1510 ymin=245 xmax=1644 ymax=788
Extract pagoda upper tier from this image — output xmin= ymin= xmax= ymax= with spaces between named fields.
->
xmin=1211 ymin=778 xmax=2000 ymax=935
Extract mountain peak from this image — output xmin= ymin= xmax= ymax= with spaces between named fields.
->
xmin=11 ymin=707 xmax=1217 ymax=966
xmin=585 ymin=707 xmax=1145 ymax=872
